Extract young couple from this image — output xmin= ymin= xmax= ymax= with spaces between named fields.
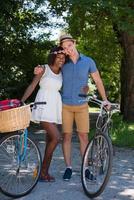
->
xmin=21 ymin=34 xmax=110 ymax=182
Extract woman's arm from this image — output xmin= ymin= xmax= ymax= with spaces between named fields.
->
xmin=21 ymin=73 xmax=43 ymax=102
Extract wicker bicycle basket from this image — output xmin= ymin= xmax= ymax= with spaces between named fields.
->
xmin=0 ymin=105 xmax=31 ymax=133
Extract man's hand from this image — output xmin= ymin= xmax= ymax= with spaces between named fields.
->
xmin=102 ymin=100 xmax=111 ymax=110
xmin=34 ymin=65 xmax=44 ymax=75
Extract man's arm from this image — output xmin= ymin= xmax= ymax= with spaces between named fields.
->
xmin=90 ymin=70 xmax=109 ymax=101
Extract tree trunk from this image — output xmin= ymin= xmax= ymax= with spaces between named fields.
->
xmin=120 ymin=32 xmax=134 ymax=121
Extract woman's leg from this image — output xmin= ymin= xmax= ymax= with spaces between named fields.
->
xmin=40 ymin=122 xmax=60 ymax=177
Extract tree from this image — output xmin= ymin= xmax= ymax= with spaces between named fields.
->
xmin=48 ymin=0 xmax=134 ymax=121
xmin=0 ymin=0 xmax=53 ymax=99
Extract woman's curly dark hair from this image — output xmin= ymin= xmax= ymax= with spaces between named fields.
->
xmin=48 ymin=46 xmax=68 ymax=66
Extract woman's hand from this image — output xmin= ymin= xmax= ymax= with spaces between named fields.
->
xmin=82 ymin=85 xmax=90 ymax=94
xmin=34 ymin=65 xmax=44 ymax=75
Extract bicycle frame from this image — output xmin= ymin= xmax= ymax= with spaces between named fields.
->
xmin=17 ymin=129 xmax=28 ymax=163
xmin=79 ymin=94 xmax=120 ymax=134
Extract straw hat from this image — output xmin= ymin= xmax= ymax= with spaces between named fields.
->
xmin=59 ymin=34 xmax=75 ymax=44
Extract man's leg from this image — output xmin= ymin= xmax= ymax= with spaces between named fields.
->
xmin=75 ymin=103 xmax=89 ymax=158
xmin=62 ymin=132 xmax=72 ymax=167
xmin=78 ymin=132 xmax=89 ymax=157
xmin=75 ymin=104 xmax=92 ymax=179
xmin=62 ymin=104 xmax=74 ymax=180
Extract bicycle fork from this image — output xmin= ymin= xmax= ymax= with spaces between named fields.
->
xmin=16 ymin=129 xmax=28 ymax=171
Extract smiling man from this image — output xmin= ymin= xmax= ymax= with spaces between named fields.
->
xmin=59 ymin=34 xmax=110 ymax=181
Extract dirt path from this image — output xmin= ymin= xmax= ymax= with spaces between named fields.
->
xmin=0 ymin=129 xmax=134 ymax=200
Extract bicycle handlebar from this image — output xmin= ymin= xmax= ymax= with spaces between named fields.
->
xmin=79 ymin=94 xmax=120 ymax=131
xmin=79 ymin=94 xmax=120 ymax=113
xmin=28 ymin=101 xmax=46 ymax=109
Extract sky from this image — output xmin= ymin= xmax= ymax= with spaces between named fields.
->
xmin=32 ymin=17 xmax=66 ymax=41
xmin=31 ymin=2 xmax=67 ymax=41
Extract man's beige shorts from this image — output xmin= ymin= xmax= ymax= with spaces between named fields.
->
xmin=62 ymin=103 xmax=89 ymax=133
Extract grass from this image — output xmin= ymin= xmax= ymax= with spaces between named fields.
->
xmin=111 ymin=114 xmax=134 ymax=148
xmin=89 ymin=112 xmax=134 ymax=149
xmin=89 ymin=107 xmax=100 ymax=112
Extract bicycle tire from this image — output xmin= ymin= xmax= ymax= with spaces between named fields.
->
xmin=0 ymin=132 xmax=42 ymax=198
xmin=81 ymin=133 xmax=113 ymax=198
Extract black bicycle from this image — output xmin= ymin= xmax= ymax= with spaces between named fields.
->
xmin=80 ymin=95 xmax=119 ymax=198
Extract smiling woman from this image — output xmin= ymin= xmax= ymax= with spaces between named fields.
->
xmin=21 ymin=46 xmax=66 ymax=182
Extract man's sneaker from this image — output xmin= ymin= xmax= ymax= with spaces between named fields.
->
xmin=88 ymin=173 xmax=96 ymax=181
xmin=85 ymin=169 xmax=96 ymax=181
xmin=99 ymin=165 xmax=104 ymax=175
xmin=63 ymin=168 xmax=72 ymax=181
xmin=85 ymin=168 xmax=91 ymax=179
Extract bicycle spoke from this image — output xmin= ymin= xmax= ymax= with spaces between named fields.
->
xmin=0 ymin=133 xmax=41 ymax=198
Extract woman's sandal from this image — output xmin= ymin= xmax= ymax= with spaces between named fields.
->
xmin=39 ymin=174 xmax=55 ymax=182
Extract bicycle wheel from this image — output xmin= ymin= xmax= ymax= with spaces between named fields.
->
xmin=81 ymin=133 xmax=113 ymax=198
xmin=0 ymin=132 xmax=42 ymax=198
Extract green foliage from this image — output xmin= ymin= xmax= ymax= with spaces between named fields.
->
xmin=48 ymin=0 xmax=134 ymax=103
xmin=89 ymin=113 xmax=134 ymax=148
xmin=0 ymin=0 xmax=54 ymax=100
xmin=75 ymin=24 xmax=121 ymax=102
xmin=0 ymin=38 xmax=54 ymax=100
xmin=1 ymin=0 xmax=134 ymax=122
xmin=48 ymin=0 xmax=123 ymax=101
xmin=111 ymin=113 xmax=134 ymax=148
